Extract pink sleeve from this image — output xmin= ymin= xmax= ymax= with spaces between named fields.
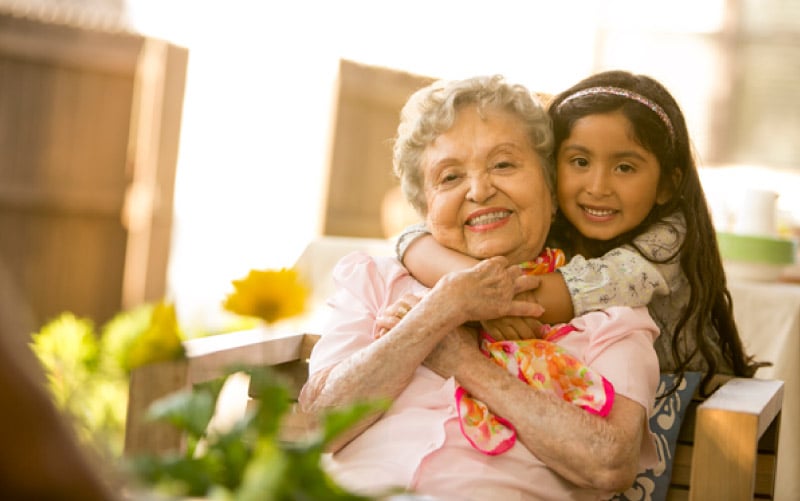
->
xmin=569 ymin=306 xmax=660 ymax=412
xmin=569 ymin=306 xmax=661 ymax=468
xmin=307 ymin=251 xmax=419 ymax=375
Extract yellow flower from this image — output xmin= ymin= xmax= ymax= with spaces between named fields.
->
xmin=223 ymin=268 xmax=308 ymax=324
xmin=126 ymin=302 xmax=186 ymax=370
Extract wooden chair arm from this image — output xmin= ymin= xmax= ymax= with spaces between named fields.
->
xmin=689 ymin=377 xmax=784 ymax=501
xmin=124 ymin=329 xmax=319 ymax=456
xmin=182 ymin=329 xmax=319 ymax=384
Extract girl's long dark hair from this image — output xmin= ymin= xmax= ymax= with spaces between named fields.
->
xmin=547 ymin=70 xmax=765 ymax=393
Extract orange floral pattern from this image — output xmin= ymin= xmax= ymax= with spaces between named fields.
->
xmin=456 ymin=248 xmax=614 ymax=455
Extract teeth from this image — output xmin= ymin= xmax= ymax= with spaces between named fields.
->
xmin=584 ymin=207 xmax=615 ymax=217
xmin=467 ymin=211 xmax=509 ymax=226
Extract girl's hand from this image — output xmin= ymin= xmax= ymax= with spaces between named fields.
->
xmin=479 ymin=290 xmax=544 ymax=340
xmin=480 ymin=316 xmax=543 ymax=341
xmin=375 ymin=293 xmax=423 ymax=338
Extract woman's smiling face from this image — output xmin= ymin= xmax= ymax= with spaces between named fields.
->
xmin=422 ymin=105 xmax=552 ymax=264
xmin=556 ymin=110 xmax=670 ymax=242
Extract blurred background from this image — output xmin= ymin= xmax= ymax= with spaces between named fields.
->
xmin=2 ymin=0 xmax=800 ymax=334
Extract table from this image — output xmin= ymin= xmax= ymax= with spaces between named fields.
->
xmin=729 ymin=279 xmax=800 ymax=501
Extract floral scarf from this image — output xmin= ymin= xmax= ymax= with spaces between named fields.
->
xmin=456 ymin=248 xmax=615 ymax=455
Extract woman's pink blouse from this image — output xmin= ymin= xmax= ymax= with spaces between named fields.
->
xmin=309 ymin=252 xmax=660 ymax=501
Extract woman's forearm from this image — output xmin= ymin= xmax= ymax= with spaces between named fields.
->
xmin=453 ymin=348 xmax=645 ymax=492
xmin=300 ymin=292 xmax=467 ymax=414
xmin=300 ymin=295 xmax=471 ymax=453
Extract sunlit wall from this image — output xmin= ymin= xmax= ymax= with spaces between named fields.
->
xmin=127 ymin=0 xmax=798 ymax=332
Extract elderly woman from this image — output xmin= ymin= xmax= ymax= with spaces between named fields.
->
xmin=299 ymin=75 xmax=660 ymax=500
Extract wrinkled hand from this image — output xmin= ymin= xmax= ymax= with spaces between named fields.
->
xmin=479 ymin=290 xmax=545 ymax=340
xmin=375 ymin=292 xmax=424 ymax=338
xmin=433 ymin=256 xmax=542 ymax=323
xmin=423 ymin=325 xmax=480 ymax=379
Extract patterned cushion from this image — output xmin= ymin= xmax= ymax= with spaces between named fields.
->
xmin=612 ymin=372 xmax=702 ymax=501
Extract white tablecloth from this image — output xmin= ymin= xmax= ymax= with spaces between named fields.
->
xmin=729 ymin=280 xmax=800 ymax=501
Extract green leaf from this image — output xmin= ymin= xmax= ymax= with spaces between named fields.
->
xmin=235 ymin=438 xmax=289 ymax=501
xmin=147 ymin=388 xmax=216 ymax=439
xmin=246 ymin=367 xmax=291 ymax=437
xmin=205 ymin=425 xmax=253 ymax=489
xmin=128 ymin=454 xmax=215 ymax=497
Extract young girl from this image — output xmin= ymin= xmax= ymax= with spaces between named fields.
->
xmin=388 ymin=70 xmax=763 ymax=392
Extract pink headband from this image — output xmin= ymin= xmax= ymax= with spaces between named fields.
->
xmin=556 ymin=86 xmax=675 ymax=140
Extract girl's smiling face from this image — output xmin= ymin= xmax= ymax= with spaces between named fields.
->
xmin=556 ymin=110 xmax=671 ymax=241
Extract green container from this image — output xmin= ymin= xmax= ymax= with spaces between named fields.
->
xmin=716 ymin=232 xmax=796 ymax=265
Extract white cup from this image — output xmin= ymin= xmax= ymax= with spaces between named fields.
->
xmin=733 ymin=189 xmax=778 ymax=237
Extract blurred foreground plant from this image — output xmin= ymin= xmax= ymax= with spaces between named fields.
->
xmin=127 ymin=364 xmax=391 ymax=500
xmin=30 ymin=301 xmax=185 ymax=458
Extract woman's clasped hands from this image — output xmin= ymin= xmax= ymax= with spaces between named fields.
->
xmin=375 ymin=256 xmax=545 ymax=339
